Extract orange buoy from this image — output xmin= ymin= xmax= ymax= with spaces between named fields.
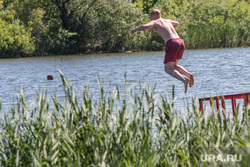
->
xmin=47 ymin=75 xmax=54 ymax=80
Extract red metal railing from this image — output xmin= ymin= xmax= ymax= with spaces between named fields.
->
xmin=199 ymin=92 xmax=250 ymax=121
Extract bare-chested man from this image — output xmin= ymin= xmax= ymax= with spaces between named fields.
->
xmin=131 ymin=9 xmax=194 ymax=93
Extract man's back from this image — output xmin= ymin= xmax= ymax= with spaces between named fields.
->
xmin=152 ymin=18 xmax=180 ymax=42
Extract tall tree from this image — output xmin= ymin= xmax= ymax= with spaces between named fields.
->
xmin=50 ymin=0 xmax=98 ymax=31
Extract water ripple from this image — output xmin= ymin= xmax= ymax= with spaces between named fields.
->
xmin=0 ymin=48 xmax=249 ymax=111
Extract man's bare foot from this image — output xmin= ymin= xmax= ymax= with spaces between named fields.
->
xmin=189 ymin=74 xmax=194 ymax=87
xmin=184 ymin=78 xmax=189 ymax=93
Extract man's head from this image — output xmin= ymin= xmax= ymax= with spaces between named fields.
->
xmin=150 ymin=9 xmax=161 ymax=20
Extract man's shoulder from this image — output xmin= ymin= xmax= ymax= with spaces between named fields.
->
xmin=157 ymin=18 xmax=171 ymax=23
xmin=165 ymin=19 xmax=172 ymax=22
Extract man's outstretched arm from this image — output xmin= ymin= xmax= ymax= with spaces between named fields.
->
xmin=131 ymin=21 xmax=155 ymax=35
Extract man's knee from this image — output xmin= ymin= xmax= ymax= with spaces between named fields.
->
xmin=164 ymin=64 xmax=173 ymax=74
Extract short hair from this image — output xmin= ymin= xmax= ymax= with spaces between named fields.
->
xmin=150 ymin=9 xmax=161 ymax=17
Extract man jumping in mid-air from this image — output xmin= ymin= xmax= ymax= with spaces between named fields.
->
xmin=131 ymin=9 xmax=194 ymax=93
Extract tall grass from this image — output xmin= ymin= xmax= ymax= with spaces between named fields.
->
xmin=0 ymin=70 xmax=249 ymax=166
xmin=154 ymin=0 xmax=250 ymax=49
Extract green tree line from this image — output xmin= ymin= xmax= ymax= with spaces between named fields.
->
xmin=0 ymin=0 xmax=249 ymax=58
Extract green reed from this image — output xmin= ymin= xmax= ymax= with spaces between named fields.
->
xmin=155 ymin=0 xmax=250 ymax=49
xmin=0 ymin=70 xmax=249 ymax=166
xmin=185 ymin=20 xmax=250 ymax=49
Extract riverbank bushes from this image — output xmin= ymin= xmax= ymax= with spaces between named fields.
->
xmin=0 ymin=70 xmax=249 ymax=166
xmin=0 ymin=9 xmax=35 ymax=57
xmin=0 ymin=0 xmax=249 ymax=57
xmin=155 ymin=0 xmax=250 ymax=49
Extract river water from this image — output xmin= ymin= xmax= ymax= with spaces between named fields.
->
xmin=0 ymin=47 xmax=249 ymax=116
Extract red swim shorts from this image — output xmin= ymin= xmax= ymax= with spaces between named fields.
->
xmin=164 ymin=38 xmax=185 ymax=64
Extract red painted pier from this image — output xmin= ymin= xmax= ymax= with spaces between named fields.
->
xmin=199 ymin=92 xmax=250 ymax=121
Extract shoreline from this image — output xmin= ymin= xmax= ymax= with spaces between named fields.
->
xmin=0 ymin=46 xmax=249 ymax=59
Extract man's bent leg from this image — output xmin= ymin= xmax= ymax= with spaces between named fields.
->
xmin=174 ymin=60 xmax=194 ymax=87
xmin=165 ymin=61 xmax=185 ymax=82
xmin=165 ymin=62 xmax=189 ymax=93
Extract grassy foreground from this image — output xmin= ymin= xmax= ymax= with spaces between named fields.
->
xmin=0 ymin=70 xmax=249 ymax=166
